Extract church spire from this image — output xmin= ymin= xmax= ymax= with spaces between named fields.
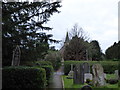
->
xmin=65 ymin=31 xmax=69 ymax=43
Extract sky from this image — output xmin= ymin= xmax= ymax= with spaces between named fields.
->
xmin=45 ymin=0 xmax=119 ymax=53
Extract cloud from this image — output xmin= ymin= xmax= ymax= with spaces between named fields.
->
xmin=47 ymin=0 xmax=119 ymax=52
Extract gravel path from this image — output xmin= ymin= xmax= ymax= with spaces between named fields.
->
xmin=48 ymin=66 xmax=64 ymax=89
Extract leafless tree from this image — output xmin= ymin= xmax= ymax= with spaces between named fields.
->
xmin=63 ymin=24 xmax=90 ymax=61
xmin=69 ymin=23 xmax=89 ymax=41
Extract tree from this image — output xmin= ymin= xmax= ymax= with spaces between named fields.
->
xmin=63 ymin=24 xmax=89 ymax=61
xmin=44 ymin=51 xmax=62 ymax=71
xmin=64 ymin=35 xmax=87 ymax=60
xmin=89 ymin=40 xmax=102 ymax=61
xmin=2 ymin=1 xmax=61 ymax=66
xmin=105 ymin=41 xmax=120 ymax=60
xmin=69 ymin=23 xmax=89 ymax=41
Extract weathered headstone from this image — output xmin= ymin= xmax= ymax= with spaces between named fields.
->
xmin=67 ymin=64 xmax=74 ymax=79
xmin=114 ymin=70 xmax=119 ymax=80
xmin=73 ymin=64 xmax=84 ymax=84
xmin=92 ymin=64 xmax=106 ymax=87
xmin=104 ymin=73 xmax=107 ymax=79
xmin=83 ymin=62 xmax=90 ymax=73
xmin=84 ymin=73 xmax=92 ymax=82
xmin=11 ymin=45 xmax=21 ymax=66
xmin=80 ymin=64 xmax=84 ymax=84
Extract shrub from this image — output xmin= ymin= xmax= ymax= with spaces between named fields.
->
xmin=44 ymin=51 xmax=62 ymax=71
xmin=22 ymin=61 xmax=54 ymax=86
xmin=22 ymin=61 xmax=52 ymax=67
xmin=118 ymin=80 xmax=120 ymax=87
xmin=106 ymin=79 xmax=118 ymax=84
xmin=41 ymin=65 xmax=54 ymax=85
xmin=2 ymin=66 xmax=46 ymax=89
xmin=64 ymin=61 xmax=118 ymax=75
xmin=34 ymin=61 xmax=52 ymax=66
xmin=33 ymin=61 xmax=54 ymax=86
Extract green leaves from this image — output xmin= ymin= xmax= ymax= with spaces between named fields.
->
xmin=2 ymin=1 xmax=61 ymax=66
xmin=105 ymin=41 xmax=120 ymax=60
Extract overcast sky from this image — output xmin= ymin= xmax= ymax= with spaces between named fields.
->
xmin=45 ymin=0 xmax=119 ymax=53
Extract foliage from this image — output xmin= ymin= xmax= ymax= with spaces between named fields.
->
xmin=21 ymin=60 xmax=52 ymax=67
xmin=2 ymin=1 xmax=61 ymax=66
xmin=22 ymin=61 xmax=53 ymax=85
xmin=41 ymin=65 xmax=54 ymax=85
xmin=62 ymin=24 xmax=103 ymax=61
xmin=89 ymin=40 xmax=103 ymax=61
xmin=105 ymin=41 xmax=120 ymax=59
xmin=106 ymin=79 xmax=118 ymax=84
xmin=118 ymin=80 xmax=120 ymax=87
xmin=44 ymin=51 xmax=62 ymax=71
xmin=64 ymin=61 xmax=118 ymax=75
xmin=35 ymin=61 xmax=52 ymax=66
xmin=64 ymin=35 xmax=87 ymax=60
xmin=63 ymin=24 xmax=89 ymax=61
xmin=2 ymin=66 xmax=46 ymax=89
xmin=106 ymin=74 xmax=116 ymax=80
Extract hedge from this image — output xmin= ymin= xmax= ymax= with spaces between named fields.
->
xmin=35 ymin=65 xmax=54 ymax=86
xmin=2 ymin=66 xmax=46 ymax=89
xmin=32 ymin=61 xmax=54 ymax=85
xmin=23 ymin=61 xmax=52 ymax=67
xmin=22 ymin=61 xmax=54 ymax=85
xmin=64 ymin=61 xmax=118 ymax=75
xmin=34 ymin=61 xmax=52 ymax=66
xmin=41 ymin=65 xmax=54 ymax=85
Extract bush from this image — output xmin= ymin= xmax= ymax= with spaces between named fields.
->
xmin=22 ymin=61 xmax=54 ymax=86
xmin=64 ymin=61 xmax=118 ymax=75
xmin=106 ymin=79 xmax=118 ymax=84
xmin=2 ymin=66 xmax=46 ymax=89
xmin=34 ymin=61 xmax=52 ymax=66
xmin=118 ymin=80 xmax=120 ymax=87
xmin=21 ymin=61 xmax=52 ymax=67
xmin=33 ymin=61 xmax=54 ymax=85
xmin=41 ymin=65 xmax=54 ymax=85
xmin=44 ymin=51 xmax=62 ymax=71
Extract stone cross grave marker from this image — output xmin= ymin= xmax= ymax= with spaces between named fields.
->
xmin=11 ymin=45 xmax=21 ymax=66
xmin=92 ymin=64 xmax=106 ymax=87
xmin=83 ymin=62 xmax=90 ymax=73
xmin=73 ymin=64 xmax=84 ymax=84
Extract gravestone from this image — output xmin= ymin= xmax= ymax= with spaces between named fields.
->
xmin=67 ymin=64 xmax=74 ymax=79
xmin=92 ymin=64 xmax=106 ymax=87
xmin=80 ymin=64 xmax=84 ymax=84
xmin=104 ymin=73 xmax=107 ymax=79
xmin=83 ymin=62 xmax=90 ymax=73
xmin=73 ymin=64 xmax=84 ymax=84
xmin=84 ymin=73 xmax=92 ymax=82
xmin=114 ymin=70 xmax=119 ymax=80
xmin=11 ymin=45 xmax=21 ymax=66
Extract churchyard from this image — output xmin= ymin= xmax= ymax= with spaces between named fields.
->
xmin=2 ymin=1 xmax=120 ymax=89
xmin=62 ymin=61 xmax=120 ymax=89
xmin=2 ymin=45 xmax=120 ymax=89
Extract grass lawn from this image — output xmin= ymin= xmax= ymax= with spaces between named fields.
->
xmin=63 ymin=75 xmax=87 ymax=88
xmin=62 ymin=74 xmax=119 ymax=89
xmin=106 ymin=74 xmax=116 ymax=79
